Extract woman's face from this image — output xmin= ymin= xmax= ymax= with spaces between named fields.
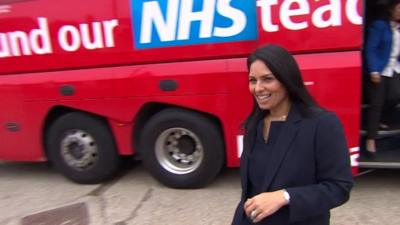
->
xmin=249 ymin=60 xmax=289 ymax=111
xmin=390 ymin=3 xmax=400 ymax=21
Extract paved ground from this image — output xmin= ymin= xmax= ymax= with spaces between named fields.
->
xmin=0 ymin=161 xmax=399 ymax=225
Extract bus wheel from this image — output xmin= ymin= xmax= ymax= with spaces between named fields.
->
xmin=140 ymin=108 xmax=224 ymax=188
xmin=46 ymin=112 xmax=120 ymax=184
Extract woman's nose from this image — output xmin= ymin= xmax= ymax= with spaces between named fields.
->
xmin=254 ymin=81 xmax=263 ymax=92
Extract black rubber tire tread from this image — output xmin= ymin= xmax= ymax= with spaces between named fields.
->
xmin=140 ymin=108 xmax=224 ymax=188
xmin=46 ymin=112 xmax=120 ymax=184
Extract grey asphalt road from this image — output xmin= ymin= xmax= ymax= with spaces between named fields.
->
xmin=0 ymin=161 xmax=399 ymax=225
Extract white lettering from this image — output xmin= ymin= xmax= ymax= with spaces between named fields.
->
xmin=312 ymin=0 xmax=341 ymax=28
xmin=58 ymin=19 xmax=119 ymax=52
xmin=280 ymin=0 xmax=309 ymax=31
xmin=178 ymin=0 xmax=216 ymax=40
xmin=0 ymin=33 xmax=10 ymax=57
xmin=237 ymin=135 xmax=243 ymax=158
xmin=214 ymin=0 xmax=246 ymax=37
xmin=346 ymin=0 xmax=362 ymax=25
xmin=258 ymin=0 xmax=362 ymax=32
xmin=80 ymin=22 xmax=104 ymax=50
xmin=0 ymin=17 xmax=118 ymax=57
xmin=350 ymin=153 xmax=359 ymax=167
xmin=257 ymin=0 xmax=279 ymax=32
xmin=103 ymin=19 xmax=118 ymax=47
xmin=30 ymin=17 xmax=52 ymax=54
xmin=140 ymin=0 xmax=179 ymax=43
xmin=9 ymin=31 xmax=31 ymax=56
xmin=58 ymin=25 xmax=81 ymax=52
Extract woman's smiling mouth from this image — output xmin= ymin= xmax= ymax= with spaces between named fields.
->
xmin=255 ymin=93 xmax=272 ymax=102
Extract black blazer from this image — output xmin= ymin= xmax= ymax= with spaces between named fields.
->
xmin=231 ymin=105 xmax=354 ymax=225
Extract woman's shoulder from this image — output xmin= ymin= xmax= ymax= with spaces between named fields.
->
xmin=302 ymin=107 xmax=339 ymax=124
xmin=299 ymin=105 xmax=325 ymax=118
xmin=310 ymin=110 xmax=343 ymax=131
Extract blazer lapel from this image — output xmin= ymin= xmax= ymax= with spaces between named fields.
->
xmin=261 ymin=105 xmax=302 ymax=191
xmin=241 ymin=112 xmax=266 ymax=199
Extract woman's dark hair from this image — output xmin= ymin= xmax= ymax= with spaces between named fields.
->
xmin=243 ymin=45 xmax=319 ymax=134
xmin=383 ymin=0 xmax=400 ymax=20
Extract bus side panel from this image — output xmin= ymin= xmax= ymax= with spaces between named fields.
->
xmin=0 ymin=0 xmax=361 ymax=75
xmin=0 ymin=0 xmax=258 ymax=74
xmin=0 ymin=81 xmax=33 ymax=160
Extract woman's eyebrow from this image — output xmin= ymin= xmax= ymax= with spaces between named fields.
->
xmin=249 ymin=73 xmax=273 ymax=78
xmin=260 ymin=73 xmax=274 ymax=77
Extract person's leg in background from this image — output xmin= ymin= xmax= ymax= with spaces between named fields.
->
xmin=366 ymin=76 xmax=386 ymax=153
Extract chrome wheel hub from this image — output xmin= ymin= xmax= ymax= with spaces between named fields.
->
xmin=60 ymin=129 xmax=98 ymax=171
xmin=155 ymin=128 xmax=204 ymax=175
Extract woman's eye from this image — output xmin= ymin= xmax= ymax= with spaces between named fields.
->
xmin=262 ymin=76 xmax=273 ymax=82
xmin=261 ymin=76 xmax=275 ymax=82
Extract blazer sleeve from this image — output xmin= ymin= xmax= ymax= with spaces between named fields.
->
xmin=364 ymin=20 xmax=386 ymax=74
xmin=286 ymin=112 xmax=354 ymax=222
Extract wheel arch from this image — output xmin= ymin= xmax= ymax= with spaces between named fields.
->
xmin=133 ymin=103 xmax=226 ymax=164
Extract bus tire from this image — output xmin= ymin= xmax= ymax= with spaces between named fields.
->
xmin=140 ymin=108 xmax=224 ymax=188
xmin=46 ymin=112 xmax=120 ymax=184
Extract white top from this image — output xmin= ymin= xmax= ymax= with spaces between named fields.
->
xmin=381 ymin=21 xmax=400 ymax=77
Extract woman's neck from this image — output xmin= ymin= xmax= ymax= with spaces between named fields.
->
xmin=269 ymin=100 xmax=291 ymax=120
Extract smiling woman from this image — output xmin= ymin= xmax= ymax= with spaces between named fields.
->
xmin=248 ymin=60 xmax=290 ymax=117
xmin=231 ymin=45 xmax=354 ymax=225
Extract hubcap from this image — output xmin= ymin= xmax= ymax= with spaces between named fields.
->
xmin=60 ymin=129 xmax=98 ymax=171
xmin=155 ymin=128 xmax=204 ymax=175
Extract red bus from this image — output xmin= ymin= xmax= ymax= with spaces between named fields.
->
xmin=0 ymin=0 xmax=379 ymax=188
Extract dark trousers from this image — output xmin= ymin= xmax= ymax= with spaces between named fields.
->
xmin=366 ymin=75 xmax=399 ymax=139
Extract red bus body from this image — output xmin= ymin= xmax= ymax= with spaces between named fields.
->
xmin=0 ymin=0 xmax=362 ymax=186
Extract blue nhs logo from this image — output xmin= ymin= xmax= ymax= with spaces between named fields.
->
xmin=131 ymin=0 xmax=257 ymax=49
